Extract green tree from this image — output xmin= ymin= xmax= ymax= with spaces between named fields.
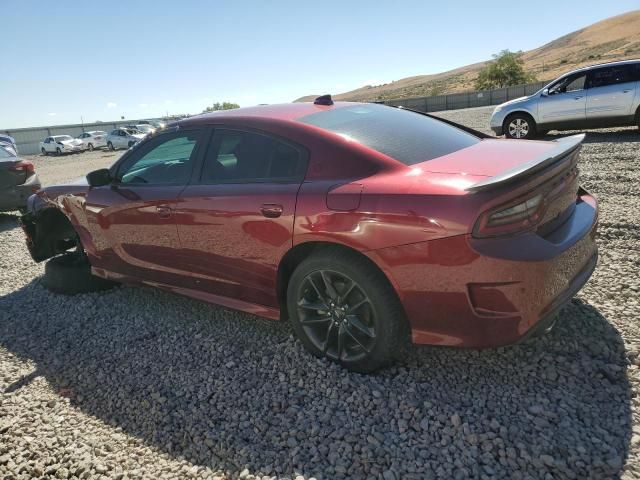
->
xmin=202 ymin=101 xmax=240 ymax=113
xmin=475 ymin=50 xmax=536 ymax=90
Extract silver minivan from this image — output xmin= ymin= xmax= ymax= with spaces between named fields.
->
xmin=490 ymin=60 xmax=640 ymax=139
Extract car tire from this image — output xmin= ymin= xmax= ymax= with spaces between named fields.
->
xmin=56 ymin=147 xmax=62 ymax=155
xmin=107 ymin=141 xmax=114 ymax=151
xmin=41 ymin=148 xmax=47 ymax=156
xmin=503 ymin=113 xmax=537 ymax=140
xmin=41 ymin=252 xmax=117 ymax=295
xmin=287 ymin=248 xmax=408 ymax=373
xmin=88 ymin=143 xmax=94 ymax=151
xmin=128 ymin=141 xmax=134 ymax=148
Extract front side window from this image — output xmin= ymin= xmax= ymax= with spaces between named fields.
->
xmin=588 ymin=65 xmax=634 ymax=88
xmin=298 ymin=103 xmax=479 ymax=165
xmin=117 ymin=131 xmax=201 ymax=185
xmin=201 ymin=129 xmax=306 ymax=183
xmin=549 ymin=73 xmax=586 ymax=94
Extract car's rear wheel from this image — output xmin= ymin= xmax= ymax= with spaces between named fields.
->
xmin=107 ymin=141 xmax=114 ymax=151
xmin=287 ymin=249 xmax=407 ymax=373
xmin=504 ymin=113 xmax=537 ymax=139
xmin=88 ymin=143 xmax=94 ymax=151
xmin=56 ymin=147 xmax=62 ymax=155
xmin=42 ymin=252 xmax=116 ymax=295
xmin=41 ymin=148 xmax=47 ymax=156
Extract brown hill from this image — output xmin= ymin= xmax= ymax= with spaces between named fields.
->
xmin=295 ymin=10 xmax=640 ymax=103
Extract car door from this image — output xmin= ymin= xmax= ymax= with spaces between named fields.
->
xmin=538 ymin=72 xmax=587 ymax=127
xmin=173 ymin=127 xmax=308 ymax=309
xmin=83 ymin=129 xmax=205 ymax=284
xmin=586 ymin=65 xmax=637 ymax=120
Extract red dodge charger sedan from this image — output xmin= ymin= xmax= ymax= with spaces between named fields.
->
xmin=21 ymin=97 xmax=598 ymax=372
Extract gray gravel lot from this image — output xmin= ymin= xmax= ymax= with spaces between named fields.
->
xmin=1 ymin=106 xmax=639 ymax=479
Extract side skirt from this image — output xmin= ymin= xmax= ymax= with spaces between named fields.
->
xmin=91 ymin=266 xmax=282 ymax=321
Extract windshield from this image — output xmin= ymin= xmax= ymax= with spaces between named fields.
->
xmin=298 ymin=104 xmax=480 ymax=165
xmin=54 ymin=135 xmax=73 ymax=141
xmin=125 ymin=129 xmax=141 ymax=135
xmin=0 ymin=136 xmax=14 ymax=144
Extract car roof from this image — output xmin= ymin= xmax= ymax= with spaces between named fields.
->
xmin=560 ymin=58 xmax=640 ymax=77
xmin=180 ymin=101 xmax=359 ymax=126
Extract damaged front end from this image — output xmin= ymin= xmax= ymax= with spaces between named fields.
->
xmin=20 ymin=194 xmax=79 ymax=263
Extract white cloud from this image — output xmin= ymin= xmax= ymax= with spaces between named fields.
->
xmin=106 ymin=102 xmax=117 ymax=108
xmin=138 ymin=103 xmax=148 ymax=108
xmin=164 ymin=100 xmax=174 ymax=105
xmin=47 ymin=112 xmax=57 ymax=116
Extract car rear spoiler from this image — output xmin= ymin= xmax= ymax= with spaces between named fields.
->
xmin=465 ymin=134 xmax=585 ymax=193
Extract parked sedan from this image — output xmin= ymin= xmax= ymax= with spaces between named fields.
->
xmin=21 ymin=98 xmax=598 ymax=372
xmin=0 ymin=134 xmax=18 ymax=155
xmin=77 ymin=131 xmax=108 ymax=151
xmin=0 ymin=145 xmax=40 ymax=212
xmin=106 ymin=128 xmax=147 ymax=150
xmin=490 ymin=59 xmax=640 ymax=139
xmin=40 ymin=135 xmax=84 ymax=155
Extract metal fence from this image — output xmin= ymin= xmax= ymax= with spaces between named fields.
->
xmin=1 ymin=119 xmax=152 ymax=156
xmin=382 ymin=81 xmax=547 ymax=112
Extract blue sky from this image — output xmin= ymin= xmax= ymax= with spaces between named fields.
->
xmin=1 ymin=1 xmax=638 ymax=128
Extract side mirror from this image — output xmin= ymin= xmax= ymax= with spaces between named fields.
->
xmin=541 ymin=88 xmax=549 ymax=97
xmin=87 ymin=168 xmax=111 ymax=187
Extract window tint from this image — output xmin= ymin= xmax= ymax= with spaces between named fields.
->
xmin=118 ymin=132 xmax=200 ymax=185
xmin=201 ymin=129 xmax=306 ymax=183
xmin=588 ymin=65 xmax=634 ymax=88
xmin=298 ymin=104 xmax=480 ymax=165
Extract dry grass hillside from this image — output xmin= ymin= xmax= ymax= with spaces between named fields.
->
xmin=295 ymin=10 xmax=640 ymax=103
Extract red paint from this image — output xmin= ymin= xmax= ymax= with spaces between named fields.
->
xmin=29 ymin=102 xmax=598 ymax=348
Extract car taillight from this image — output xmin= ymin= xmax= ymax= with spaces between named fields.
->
xmin=473 ymin=192 xmax=545 ymax=238
xmin=10 ymin=160 xmax=35 ymax=174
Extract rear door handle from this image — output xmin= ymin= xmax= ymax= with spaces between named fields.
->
xmin=623 ymin=89 xmax=632 ymax=93
xmin=156 ymin=205 xmax=172 ymax=219
xmin=260 ymin=204 xmax=283 ymax=218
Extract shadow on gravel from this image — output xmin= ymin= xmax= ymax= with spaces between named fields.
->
xmin=0 ymin=213 xmax=19 ymax=233
xmin=0 ymin=281 xmax=632 ymax=479
xmin=543 ymin=128 xmax=640 ymax=144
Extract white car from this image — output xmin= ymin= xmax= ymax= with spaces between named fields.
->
xmin=77 ymin=131 xmax=108 ymax=151
xmin=106 ymin=128 xmax=146 ymax=150
xmin=40 ymin=135 xmax=84 ymax=155
xmin=134 ymin=124 xmax=156 ymax=135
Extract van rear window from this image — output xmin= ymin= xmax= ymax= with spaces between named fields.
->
xmin=298 ymin=104 xmax=480 ymax=165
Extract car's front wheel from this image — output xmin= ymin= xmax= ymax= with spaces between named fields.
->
xmin=56 ymin=147 xmax=62 ymax=155
xmin=41 ymin=148 xmax=47 ymax=156
xmin=107 ymin=141 xmax=114 ymax=151
xmin=504 ymin=113 xmax=537 ymax=139
xmin=88 ymin=143 xmax=94 ymax=151
xmin=287 ymin=248 xmax=407 ymax=373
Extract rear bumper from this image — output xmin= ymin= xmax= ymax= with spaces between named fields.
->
xmin=0 ymin=174 xmax=41 ymax=211
xmin=370 ymin=189 xmax=598 ymax=348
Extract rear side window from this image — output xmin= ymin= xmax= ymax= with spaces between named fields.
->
xmin=588 ymin=65 xmax=634 ymax=88
xmin=298 ymin=104 xmax=479 ymax=165
xmin=201 ymin=129 xmax=307 ymax=183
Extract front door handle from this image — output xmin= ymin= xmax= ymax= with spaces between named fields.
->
xmin=623 ymin=89 xmax=632 ymax=93
xmin=156 ymin=205 xmax=172 ymax=219
xmin=574 ymin=95 xmax=583 ymax=100
xmin=260 ymin=204 xmax=283 ymax=218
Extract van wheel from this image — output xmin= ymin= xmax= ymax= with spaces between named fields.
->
xmin=41 ymin=252 xmax=117 ymax=295
xmin=287 ymin=248 xmax=408 ymax=373
xmin=504 ymin=113 xmax=537 ymax=139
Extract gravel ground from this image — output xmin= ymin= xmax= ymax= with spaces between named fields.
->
xmin=1 ymin=107 xmax=639 ymax=480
